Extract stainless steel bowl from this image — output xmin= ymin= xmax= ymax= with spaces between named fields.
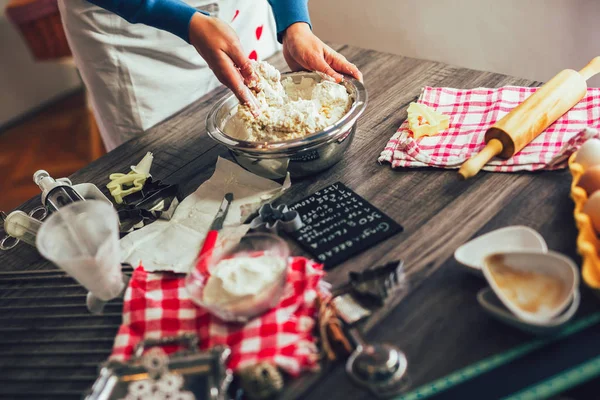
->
xmin=206 ymin=72 xmax=368 ymax=179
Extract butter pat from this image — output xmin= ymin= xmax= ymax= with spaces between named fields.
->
xmin=407 ymin=102 xmax=449 ymax=139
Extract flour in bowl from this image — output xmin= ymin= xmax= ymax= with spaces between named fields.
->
xmin=223 ymin=61 xmax=353 ymax=143
xmin=202 ymin=255 xmax=287 ymax=307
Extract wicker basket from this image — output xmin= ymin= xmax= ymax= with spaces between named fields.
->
xmin=568 ymin=152 xmax=600 ymax=292
xmin=6 ymin=0 xmax=71 ymax=61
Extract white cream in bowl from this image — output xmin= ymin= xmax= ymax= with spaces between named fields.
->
xmin=202 ymin=254 xmax=286 ymax=306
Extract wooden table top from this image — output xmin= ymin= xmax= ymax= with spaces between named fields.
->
xmin=1 ymin=44 xmax=599 ymax=399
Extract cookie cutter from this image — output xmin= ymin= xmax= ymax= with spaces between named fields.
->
xmin=117 ymin=209 xmax=157 ymax=236
xmin=349 ymin=260 xmax=408 ymax=307
xmin=106 ymin=152 xmax=154 ymax=204
xmin=116 ymin=179 xmax=181 ymax=236
xmin=122 ymin=178 xmax=180 ymax=218
xmin=248 ymin=203 xmax=302 ymax=233
xmin=106 ymin=172 xmax=148 ymax=204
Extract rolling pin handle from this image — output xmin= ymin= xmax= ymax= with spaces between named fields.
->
xmin=457 ymin=139 xmax=504 ymax=180
xmin=578 ymin=56 xmax=600 ymax=81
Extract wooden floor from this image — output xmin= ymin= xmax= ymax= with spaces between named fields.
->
xmin=0 ymin=90 xmax=105 ymax=212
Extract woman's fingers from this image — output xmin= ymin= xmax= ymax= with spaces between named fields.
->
xmin=212 ymin=54 xmax=261 ymax=114
xmin=188 ymin=14 xmax=260 ymax=112
xmin=325 ymin=47 xmax=363 ymax=82
xmin=282 ymin=48 xmax=305 ymax=73
xmin=340 ymin=61 xmax=363 ymax=82
xmin=311 ymin=56 xmax=344 ymax=83
xmin=227 ymin=44 xmax=257 ymax=86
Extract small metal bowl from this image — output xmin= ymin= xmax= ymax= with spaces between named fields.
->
xmin=206 ymin=72 xmax=368 ymax=179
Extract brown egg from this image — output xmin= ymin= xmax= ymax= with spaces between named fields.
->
xmin=578 ymin=165 xmax=600 ymax=196
xmin=583 ymin=191 xmax=600 ymax=234
xmin=575 ymin=138 xmax=600 ymax=170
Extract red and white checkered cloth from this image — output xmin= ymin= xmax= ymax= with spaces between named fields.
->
xmin=111 ymin=257 xmax=325 ymax=376
xmin=379 ymin=86 xmax=600 ymax=171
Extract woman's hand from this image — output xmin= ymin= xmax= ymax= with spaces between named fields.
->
xmin=188 ymin=12 xmax=260 ymax=110
xmin=282 ymin=23 xmax=363 ymax=83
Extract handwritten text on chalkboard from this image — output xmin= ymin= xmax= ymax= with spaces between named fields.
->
xmin=288 ymin=182 xmax=403 ymax=268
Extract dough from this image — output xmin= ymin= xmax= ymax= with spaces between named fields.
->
xmin=223 ymin=61 xmax=353 ymax=143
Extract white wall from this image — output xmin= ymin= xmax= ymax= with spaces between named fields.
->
xmin=0 ymin=0 xmax=81 ymax=128
xmin=2 ymin=0 xmax=597 ymax=128
xmin=310 ymin=0 xmax=600 ymax=87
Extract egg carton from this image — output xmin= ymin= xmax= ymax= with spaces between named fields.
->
xmin=568 ymin=152 xmax=600 ymax=294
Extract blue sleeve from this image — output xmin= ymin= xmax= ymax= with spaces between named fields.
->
xmin=267 ymin=0 xmax=312 ymax=42
xmin=86 ymin=0 xmax=208 ymax=43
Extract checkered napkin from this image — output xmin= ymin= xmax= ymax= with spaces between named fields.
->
xmin=379 ymin=86 xmax=600 ymax=171
xmin=111 ymin=257 xmax=325 ymax=376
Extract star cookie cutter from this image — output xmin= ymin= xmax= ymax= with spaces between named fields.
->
xmin=249 ymin=203 xmax=302 ymax=233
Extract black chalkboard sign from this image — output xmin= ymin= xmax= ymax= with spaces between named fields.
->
xmin=287 ymin=182 xmax=403 ymax=268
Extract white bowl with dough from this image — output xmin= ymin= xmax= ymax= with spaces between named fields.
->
xmin=481 ymin=251 xmax=579 ymax=325
xmin=454 ymin=226 xmax=548 ymax=276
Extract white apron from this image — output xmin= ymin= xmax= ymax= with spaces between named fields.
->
xmin=58 ymin=0 xmax=281 ymax=151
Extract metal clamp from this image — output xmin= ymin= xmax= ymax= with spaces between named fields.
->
xmin=133 ymin=333 xmax=200 ymax=359
xmin=0 ymin=206 xmax=47 ymax=251
xmin=249 ymin=203 xmax=303 ymax=233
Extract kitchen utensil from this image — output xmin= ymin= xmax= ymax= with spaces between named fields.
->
xmin=185 ymin=233 xmax=289 ymax=323
xmin=34 ymin=169 xmax=85 ymax=212
xmin=454 ymin=226 xmax=547 ymax=276
xmin=333 ymin=260 xmax=407 ymax=306
xmin=477 ymin=286 xmax=580 ymax=335
xmin=107 ymin=172 xmax=148 ymax=204
xmin=196 ymin=193 xmax=234 ymax=275
xmin=1 ymin=180 xmax=111 ymax=251
xmin=72 ymin=182 xmax=113 ymax=205
xmin=348 ymin=260 xmax=407 ymax=306
xmin=35 ymin=200 xmax=129 ymax=314
xmin=482 ymin=251 xmax=579 ymax=324
xmin=121 ymin=178 xmax=179 ymax=214
xmin=84 ymin=333 xmax=232 ymax=400
xmin=458 ymin=56 xmax=600 ymax=179
xmin=206 ymin=72 xmax=368 ymax=179
xmin=116 ymin=179 xmax=181 ymax=234
xmin=199 ymin=193 xmax=234 ymax=256
xmin=106 ymin=152 xmax=154 ymax=204
xmin=248 ymin=203 xmax=302 ymax=233
xmin=0 ymin=207 xmax=46 ymax=250
xmin=346 ymin=327 xmax=409 ymax=397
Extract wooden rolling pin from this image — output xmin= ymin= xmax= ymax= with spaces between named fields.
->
xmin=458 ymin=56 xmax=600 ymax=180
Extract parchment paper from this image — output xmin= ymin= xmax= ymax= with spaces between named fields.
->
xmin=119 ymin=157 xmax=291 ymax=273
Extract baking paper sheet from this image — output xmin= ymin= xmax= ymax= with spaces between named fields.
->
xmin=119 ymin=157 xmax=291 ymax=273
